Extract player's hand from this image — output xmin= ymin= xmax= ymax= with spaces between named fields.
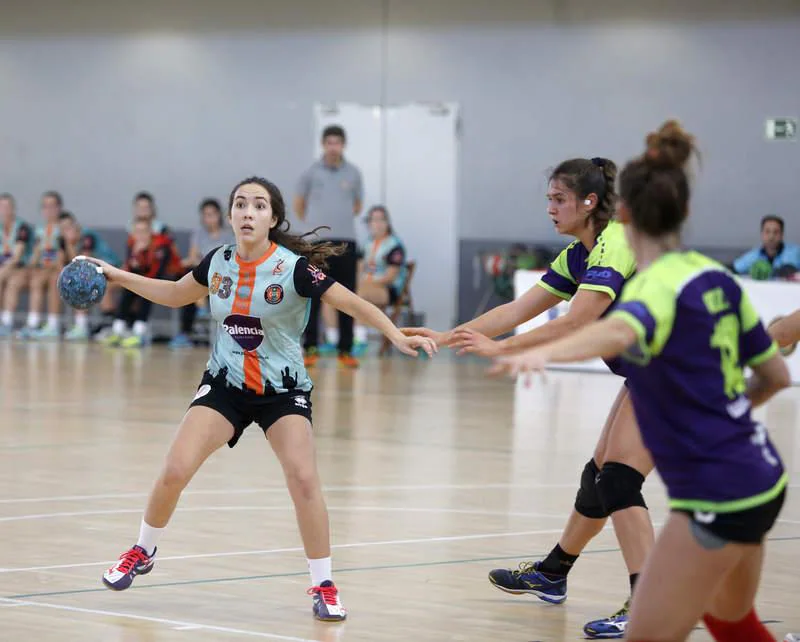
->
xmin=487 ymin=348 xmax=549 ymax=385
xmin=400 ymin=327 xmax=451 ymax=347
xmin=450 ymin=328 xmax=503 ymax=358
xmin=75 ymin=255 xmax=121 ymax=282
xmin=391 ymin=333 xmax=438 ymax=358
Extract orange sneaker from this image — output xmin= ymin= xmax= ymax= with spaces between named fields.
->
xmin=304 ymin=348 xmax=319 ymax=368
xmin=337 ymin=354 xmax=360 ymax=369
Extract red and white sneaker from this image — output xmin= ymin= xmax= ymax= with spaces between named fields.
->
xmin=102 ymin=545 xmax=156 ymax=591
xmin=308 ymin=580 xmax=347 ymax=621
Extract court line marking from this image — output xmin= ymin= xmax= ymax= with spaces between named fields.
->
xmin=2 ymin=479 xmax=797 ymax=505
xmin=0 ymin=504 xmax=570 ymax=524
xmin=0 ymin=597 xmax=315 ymax=641
xmin=0 ymin=482 xmax=579 ymax=505
xmin=7 ymin=535 xmax=800 ymax=601
xmin=0 ymin=527 xmax=568 ymax=575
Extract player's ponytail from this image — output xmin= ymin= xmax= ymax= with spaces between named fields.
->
xmin=228 ymin=177 xmax=344 ymax=270
xmin=619 ymin=120 xmax=698 ymax=238
xmin=549 ymin=157 xmax=617 ymax=235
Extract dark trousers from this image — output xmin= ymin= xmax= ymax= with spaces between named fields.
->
xmin=180 ymin=303 xmax=197 ymax=334
xmin=118 ymin=290 xmax=152 ymax=325
xmin=304 ymin=240 xmax=357 ymax=354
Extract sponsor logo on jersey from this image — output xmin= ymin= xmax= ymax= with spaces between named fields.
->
xmin=222 ymin=314 xmax=264 ymax=351
xmin=210 ymin=272 xmax=222 ymax=294
xmin=265 ymin=284 xmax=284 ymax=304
xmin=307 ymin=265 xmax=327 ymax=286
xmin=585 ymin=267 xmax=614 ymax=282
xmin=272 ymin=259 xmax=285 ymax=275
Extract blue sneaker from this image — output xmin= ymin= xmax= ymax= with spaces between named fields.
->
xmin=308 ymin=580 xmax=347 ymax=621
xmin=168 ymin=333 xmax=193 ymax=349
xmin=318 ymin=342 xmax=337 ymax=356
xmin=0 ymin=324 xmax=13 ymax=338
xmin=102 ymin=545 xmax=156 ymax=591
xmin=583 ymin=598 xmax=630 ymax=639
xmin=488 ymin=560 xmax=567 ymax=604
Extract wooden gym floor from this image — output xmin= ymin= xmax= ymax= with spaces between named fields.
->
xmin=1 ymin=341 xmax=798 ymax=641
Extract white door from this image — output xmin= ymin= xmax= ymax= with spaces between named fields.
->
xmin=313 ymin=102 xmax=459 ymax=331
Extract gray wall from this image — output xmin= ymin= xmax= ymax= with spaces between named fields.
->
xmin=1 ymin=0 xmax=799 ymax=276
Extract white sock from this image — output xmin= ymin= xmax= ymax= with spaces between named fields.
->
xmin=325 ymin=327 xmax=339 ymax=345
xmin=132 ymin=320 xmax=148 ymax=337
xmin=308 ymin=557 xmax=332 ymax=586
xmin=1 ymin=310 xmax=11 ymax=326
xmin=75 ymin=312 xmax=89 ymax=330
xmin=27 ymin=312 xmax=40 ymax=328
xmin=112 ymin=319 xmax=126 ymax=335
xmin=136 ymin=520 xmax=163 ymax=556
xmin=354 ymin=325 xmax=368 ymax=344
xmin=47 ymin=314 xmax=59 ymax=330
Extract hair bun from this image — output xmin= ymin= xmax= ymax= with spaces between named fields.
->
xmin=644 ymin=120 xmax=695 ymax=170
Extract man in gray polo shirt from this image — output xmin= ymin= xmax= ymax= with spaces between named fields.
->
xmin=294 ymin=124 xmax=363 ymax=367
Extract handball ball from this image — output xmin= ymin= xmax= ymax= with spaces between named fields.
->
xmin=58 ymin=258 xmax=107 ymax=310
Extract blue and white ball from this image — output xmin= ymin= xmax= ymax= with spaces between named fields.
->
xmin=58 ymin=258 xmax=107 ymax=310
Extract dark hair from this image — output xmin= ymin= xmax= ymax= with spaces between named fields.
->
xmin=42 ymin=190 xmax=63 ymax=207
xmin=549 ymin=157 xmax=617 ymax=233
xmin=200 ymin=198 xmax=222 ymax=213
xmin=761 ymin=215 xmax=784 ymax=233
xmin=200 ymin=198 xmax=224 ymax=228
xmin=228 ymin=176 xmax=344 ymax=269
xmin=322 ymin=125 xmax=346 ymax=143
xmin=0 ymin=192 xmax=16 ymax=208
xmin=619 ymin=120 xmax=697 ymax=238
xmin=366 ymin=205 xmax=393 ymax=235
xmin=58 ymin=211 xmax=76 ymax=223
xmin=134 ymin=191 xmax=154 ymax=204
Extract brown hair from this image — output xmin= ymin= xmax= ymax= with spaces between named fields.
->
xmin=619 ymin=120 xmax=697 ymax=237
xmin=228 ymin=176 xmax=344 ymax=269
xmin=549 ymin=157 xmax=617 ymax=234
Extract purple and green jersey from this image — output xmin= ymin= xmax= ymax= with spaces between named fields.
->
xmin=537 ymin=220 xmax=636 ymax=305
xmin=611 ymin=251 xmax=786 ymax=512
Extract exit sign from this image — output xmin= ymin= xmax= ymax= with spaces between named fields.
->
xmin=766 ymin=118 xmax=797 ymax=141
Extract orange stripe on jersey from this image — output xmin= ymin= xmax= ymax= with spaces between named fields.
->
xmin=232 ymin=243 xmax=277 ymax=393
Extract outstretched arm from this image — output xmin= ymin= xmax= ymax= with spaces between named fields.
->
xmin=768 ymin=310 xmax=800 ymax=349
xmin=322 ymin=282 xmax=436 ymax=357
xmin=452 ymin=288 xmax=612 ymax=358
xmin=403 ymin=283 xmax=563 ymax=347
xmin=489 ymin=317 xmax=637 ymax=378
xmin=81 ymin=256 xmax=206 ymax=308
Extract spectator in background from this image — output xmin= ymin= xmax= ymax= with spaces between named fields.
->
xmin=0 ymin=194 xmax=35 ymax=336
xmin=58 ymin=212 xmax=122 ymax=341
xmin=21 ymin=191 xmax=65 ymax=339
xmin=103 ymin=218 xmax=176 ymax=348
xmin=732 ymin=215 xmax=800 ymax=280
xmin=294 ymin=124 xmax=363 ymax=368
xmin=169 ymin=198 xmax=234 ymax=349
xmin=131 ymin=191 xmax=170 ymax=236
xmin=128 ymin=191 xmax=182 ymax=278
xmin=354 ymin=205 xmax=408 ymax=347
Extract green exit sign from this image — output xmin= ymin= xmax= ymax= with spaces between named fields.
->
xmin=766 ymin=118 xmax=797 ymax=141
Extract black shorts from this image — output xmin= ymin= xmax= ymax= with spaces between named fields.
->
xmin=676 ymin=488 xmax=786 ymax=544
xmin=387 ymin=285 xmax=399 ymax=305
xmin=189 ymin=370 xmax=312 ymax=448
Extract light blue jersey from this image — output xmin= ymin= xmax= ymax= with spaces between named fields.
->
xmin=0 ymin=219 xmax=34 ymax=266
xmin=361 ymin=234 xmax=407 ymax=293
xmin=193 ymin=243 xmax=334 ymax=395
xmin=35 ymin=221 xmax=61 ymax=265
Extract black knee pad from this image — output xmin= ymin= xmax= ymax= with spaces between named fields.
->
xmin=574 ymin=459 xmax=608 ymax=519
xmin=596 ymin=461 xmax=648 ymax=515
